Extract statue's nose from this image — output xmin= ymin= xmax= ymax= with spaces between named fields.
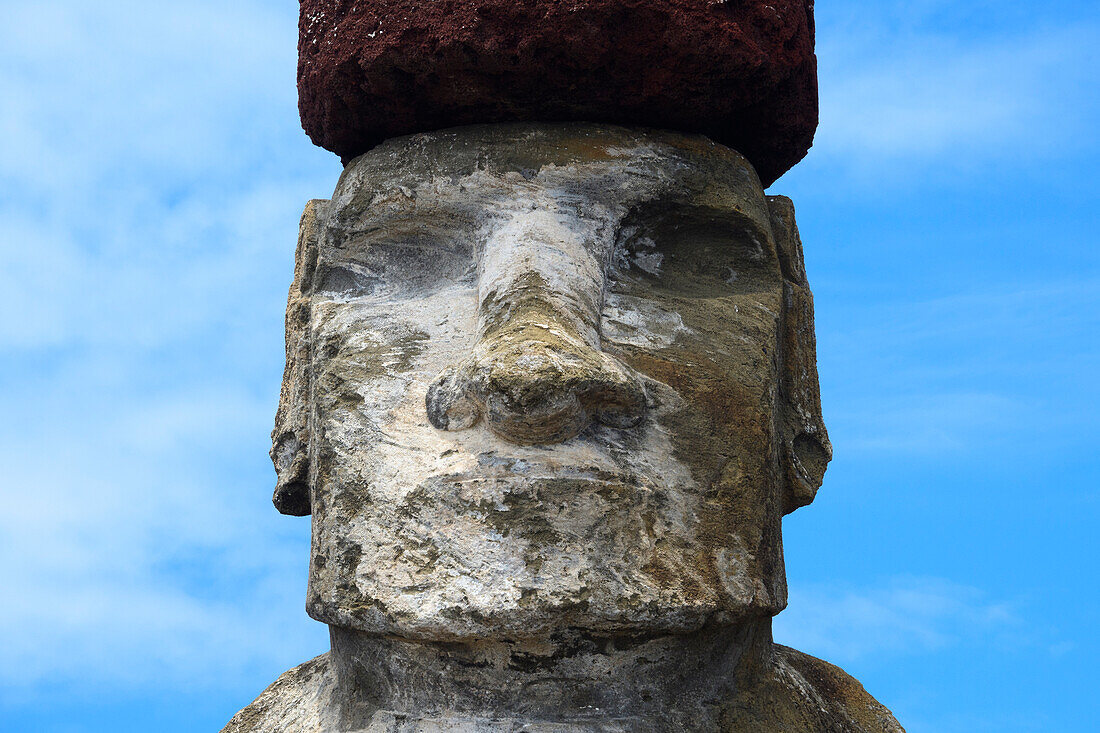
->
xmin=426 ymin=326 xmax=646 ymax=445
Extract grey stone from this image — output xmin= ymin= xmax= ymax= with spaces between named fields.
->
xmin=225 ymin=124 xmax=901 ymax=732
xmin=223 ymin=633 xmax=903 ymax=731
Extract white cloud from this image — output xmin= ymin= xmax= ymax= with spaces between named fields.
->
xmin=774 ymin=576 xmax=1019 ymax=663
xmin=0 ymin=0 xmax=301 ymax=184
xmin=0 ymin=179 xmax=321 ymax=351
xmin=0 ymin=0 xmax=334 ymax=699
xmin=0 ymin=1 xmax=338 ymax=353
xmin=830 ymin=392 xmax=1024 ymax=454
xmin=816 ymin=278 xmax=1100 ymax=455
xmin=0 ymin=383 xmax=329 ymax=696
xmin=806 ymin=6 xmax=1100 ymax=170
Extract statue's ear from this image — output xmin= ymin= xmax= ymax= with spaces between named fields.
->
xmin=768 ymin=195 xmax=833 ymax=515
xmin=270 ymin=199 xmax=327 ymax=516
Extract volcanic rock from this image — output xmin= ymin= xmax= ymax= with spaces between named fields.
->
xmin=222 ymin=644 xmax=904 ymax=733
xmin=297 ymin=0 xmax=818 ymax=186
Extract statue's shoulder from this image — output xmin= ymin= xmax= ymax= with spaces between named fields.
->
xmin=720 ymin=645 xmax=906 ymax=733
xmin=219 ymin=645 xmax=904 ymax=732
xmin=220 ymin=653 xmax=336 ymax=733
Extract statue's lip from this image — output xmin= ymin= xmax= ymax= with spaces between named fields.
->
xmin=406 ymin=446 xmax=682 ymax=494
xmin=421 ymin=468 xmax=666 ymax=495
xmin=434 ymin=472 xmax=640 ymax=485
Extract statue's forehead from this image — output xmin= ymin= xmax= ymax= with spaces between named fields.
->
xmin=326 ymin=125 xmax=774 ymax=239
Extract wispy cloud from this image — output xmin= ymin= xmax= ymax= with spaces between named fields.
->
xmin=774 ymin=576 xmax=1019 ymax=663
xmin=816 ymin=278 xmax=1100 ymax=456
xmin=0 ymin=0 xmax=333 ymax=700
xmin=774 ymin=576 xmax=1075 ymax=733
xmin=0 ymin=1 xmax=338 ymax=354
xmin=829 ymin=392 xmax=1026 ymax=454
xmin=0 ymin=383 xmax=328 ymax=697
xmin=802 ymin=2 xmax=1100 ymax=177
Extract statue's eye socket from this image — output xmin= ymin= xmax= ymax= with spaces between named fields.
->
xmin=317 ymin=237 xmax=476 ymax=298
xmin=317 ymin=263 xmax=382 ymax=296
xmin=612 ymin=211 xmax=780 ymax=297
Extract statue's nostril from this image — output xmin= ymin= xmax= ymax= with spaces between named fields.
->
xmin=425 ymin=335 xmax=647 ymax=443
xmin=426 ymin=366 xmax=481 ymax=431
xmin=593 ymin=388 xmax=646 ymax=429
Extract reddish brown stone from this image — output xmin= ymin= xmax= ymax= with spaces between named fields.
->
xmin=298 ymin=0 xmax=818 ymax=187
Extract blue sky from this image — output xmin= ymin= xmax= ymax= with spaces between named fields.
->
xmin=1 ymin=1 xmax=1097 ymax=731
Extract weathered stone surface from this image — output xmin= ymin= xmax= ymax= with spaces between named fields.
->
xmin=725 ymin=645 xmax=906 ymax=732
xmin=297 ymin=0 xmax=818 ymax=187
xmin=220 ymin=654 xmax=336 ymax=733
xmin=229 ymin=124 xmax=904 ymax=731
xmin=270 ymin=123 xmax=831 ymax=641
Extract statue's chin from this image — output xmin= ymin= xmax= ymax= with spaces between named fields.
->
xmin=308 ymin=459 xmax=783 ymax=641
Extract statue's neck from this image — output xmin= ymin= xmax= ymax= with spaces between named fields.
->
xmin=329 ymin=620 xmax=774 ymax=730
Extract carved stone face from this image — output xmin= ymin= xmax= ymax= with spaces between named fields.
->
xmin=271 ymin=125 xmax=830 ymax=641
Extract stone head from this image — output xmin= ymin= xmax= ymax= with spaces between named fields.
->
xmin=270 ymin=124 xmax=830 ymax=641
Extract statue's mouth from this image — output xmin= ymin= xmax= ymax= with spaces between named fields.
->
xmin=419 ymin=466 xmax=665 ymax=502
xmin=423 ymin=448 xmax=671 ymax=492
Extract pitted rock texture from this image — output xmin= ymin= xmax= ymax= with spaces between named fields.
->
xmin=298 ymin=0 xmax=818 ymax=187
xmin=224 ymin=122 xmax=905 ymax=732
xmin=270 ymin=124 xmax=832 ymax=641
xmin=220 ymin=654 xmax=336 ymax=733
xmin=220 ymin=639 xmax=905 ymax=732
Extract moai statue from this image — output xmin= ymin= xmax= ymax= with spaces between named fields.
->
xmin=223 ymin=4 xmax=905 ymax=733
